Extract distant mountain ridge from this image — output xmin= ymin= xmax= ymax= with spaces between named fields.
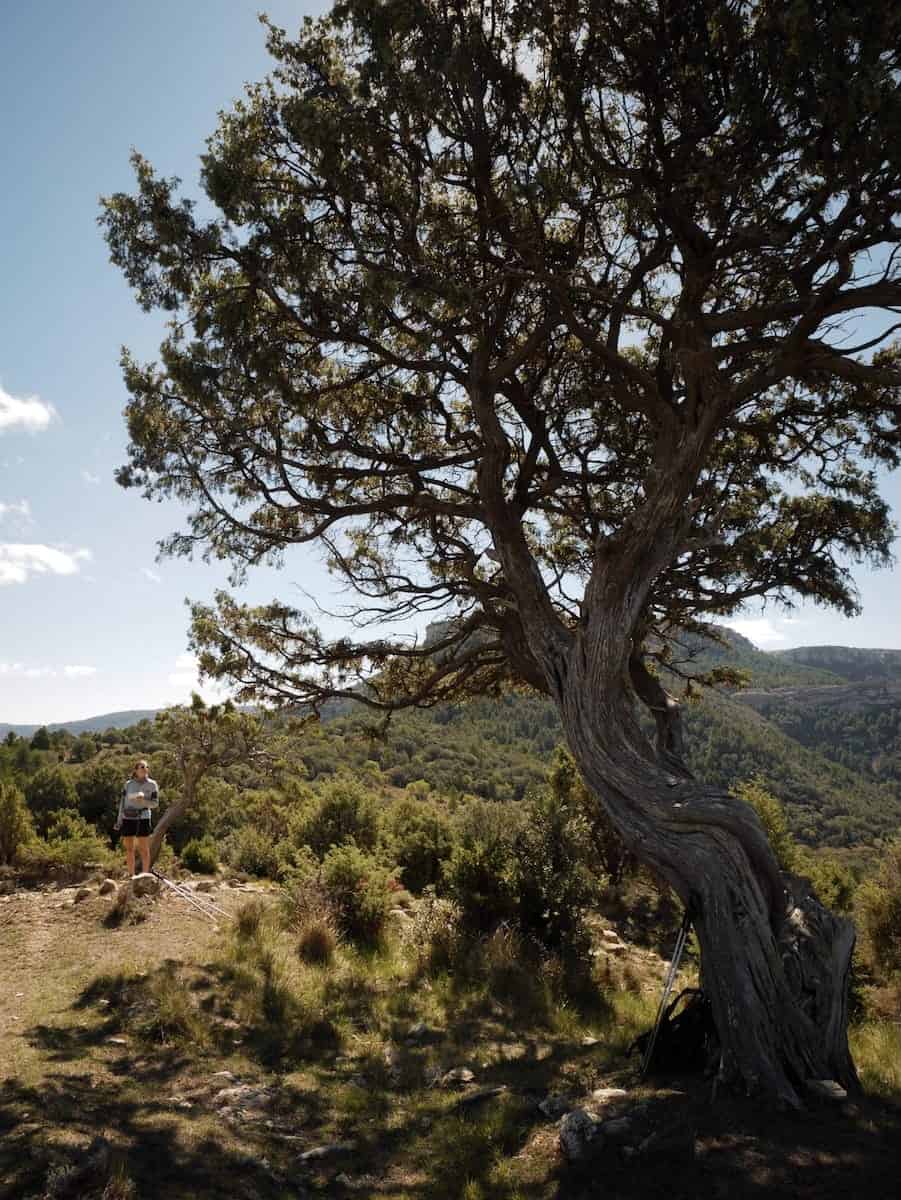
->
xmin=0 ymin=710 xmax=160 ymax=739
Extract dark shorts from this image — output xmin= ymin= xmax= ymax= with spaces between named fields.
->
xmin=120 ymin=817 xmax=152 ymax=838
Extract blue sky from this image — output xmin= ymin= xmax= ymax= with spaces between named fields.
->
xmin=1 ymin=1 xmax=899 ymax=724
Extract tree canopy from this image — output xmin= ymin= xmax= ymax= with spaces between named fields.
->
xmin=100 ymin=0 xmax=901 ymax=721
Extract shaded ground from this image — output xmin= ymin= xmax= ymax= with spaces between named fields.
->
xmin=0 ymin=876 xmax=899 ymax=1199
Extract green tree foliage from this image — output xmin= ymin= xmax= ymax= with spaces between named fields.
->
xmin=299 ymin=776 xmax=379 ymax=857
xmin=75 ymin=759 xmax=124 ymax=829
xmin=24 ymin=766 xmax=78 ymax=836
xmin=856 ymin=839 xmax=901 ymax=979
xmin=319 ymin=843 xmax=399 ymax=945
xmin=549 ymin=746 xmax=635 ymax=884
xmin=30 ymin=727 xmax=51 ymax=751
xmin=69 ymin=734 xmax=100 ymax=764
xmin=0 ymin=780 xmax=34 ymax=864
xmin=379 ymin=795 xmax=454 ymax=893
xmin=179 ymin=836 xmax=219 ymax=874
xmin=731 ymin=776 xmax=799 ymax=872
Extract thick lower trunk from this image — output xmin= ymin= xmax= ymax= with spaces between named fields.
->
xmin=559 ymin=671 xmax=858 ymax=1108
xmin=148 ymin=784 xmax=195 ymax=867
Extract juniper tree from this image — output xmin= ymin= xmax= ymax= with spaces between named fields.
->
xmin=100 ymin=0 xmax=901 ymax=1104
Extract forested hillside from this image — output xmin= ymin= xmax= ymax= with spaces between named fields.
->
xmin=2 ymin=630 xmax=900 ymax=851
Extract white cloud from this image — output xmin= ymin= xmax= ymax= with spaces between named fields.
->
xmin=64 ymin=665 xmax=98 ymax=678
xmin=0 ymin=543 xmax=92 ymax=586
xmin=141 ymin=567 xmax=161 ymax=584
xmin=721 ymin=617 xmax=787 ymax=646
xmin=0 ymin=662 xmax=56 ymax=678
xmin=0 ymin=385 xmax=56 ymax=434
xmin=81 ymin=469 xmax=101 ymax=485
xmin=0 ymin=499 xmax=31 ymax=521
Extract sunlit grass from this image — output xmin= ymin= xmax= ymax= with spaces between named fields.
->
xmin=851 ymin=1020 xmax=901 ymax=1101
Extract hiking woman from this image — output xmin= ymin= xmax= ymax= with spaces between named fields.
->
xmin=114 ymin=758 xmax=160 ymax=876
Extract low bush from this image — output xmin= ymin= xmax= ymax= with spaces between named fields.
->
xmin=301 ymin=777 xmax=379 ymax=857
xmin=180 ymin=836 xmax=219 ymax=874
xmin=222 ymin=825 xmax=280 ymax=878
xmin=296 ymin=908 xmax=338 ymax=965
xmin=856 ymin=838 xmax=901 ymax=980
xmin=0 ymin=780 xmax=34 ymax=864
xmin=379 ymin=795 xmax=453 ymax=893
xmin=320 ymin=842 xmax=398 ymax=945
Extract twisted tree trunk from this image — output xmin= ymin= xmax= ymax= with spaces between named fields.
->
xmin=558 ymin=645 xmax=858 ymax=1108
xmin=148 ymin=772 xmax=197 ymax=867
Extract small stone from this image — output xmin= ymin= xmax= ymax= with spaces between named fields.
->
xmin=211 ymin=1070 xmax=237 ymax=1081
xmin=99 ymin=879 xmax=117 ymax=895
xmin=458 ymin=1086 xmax=507 ymax=1109
xmin=602 ymin=929 xmax=621 ymax=940
xmin=581 ymin=1035 xmax=600 ymax=1047
xmin=105 ymin=1037 xmax=127 ymax=1045
xmin=196 ymin=880 xmax=215 ymax=893
xmin=441 ymin=1067 xmax=475 ymax=1088
xmin=538 ymin=1094 xmax=573 ymax=1119
xmin=599 ymin=1116 xmax=633 ymax=1143
xmin=559 ymin=1108 xmax=604 ymax=1162
xmin=298 ymin=1141 xmax=356 ymax=1163
xmin=131 ymin=873 xmax=160 ymax=898
xmin=177 ymin=1100 xmax=193 ymax=1109
xmin=75 ymin=887 xmax=93 ymax=902
xmin=805 ymin=1079 xmax=848 ymax=1102
xmin=591 ymin=1087 xmax=629 ymax=1104
xmin=406 ymin=1021 xmax=442 ymax=1044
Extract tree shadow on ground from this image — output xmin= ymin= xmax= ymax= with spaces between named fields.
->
xmin=549 ymin=1082 xmax=901 ymax=1200
xmin=0 ymin=1069 xmax=328 ymax=1200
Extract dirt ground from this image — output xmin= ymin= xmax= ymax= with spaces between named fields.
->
xmin=1 ymin=874 xmax=899 ymax=1200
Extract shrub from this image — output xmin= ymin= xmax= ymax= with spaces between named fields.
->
xmin=856 ymin=838 xmax=901 ymax=980
xmin=302 ymin=777 xmax=379 ymax=857
xmin=320 ymin=842 xmax=397 ymax=945
xmin=0 ymin=780 xmax=34 ymax=864
xmin=75 ymin=759 xmax=123 ymax=828
xmin=24 ymin=765 xmax=79 ymax=836
xmin=442 ymin=800 xmax=521 ymax=932
xmin=513 ymin=786 xmax=599 ymax=954
xmin=46 ymin=810 xmax=101 ymax=844
xmin=399 ymin=889 xmax=468 ymax=975
xmin=796 ymin=850 xmax=857 ymax=913
xmin=223 ymin=825 xmax=280 ymax=878
xmin=235 ymin=896 xmax=267 ymax=940
xmin=731 ymin=776 xmax=798 ymax=871
xmin=379 ymin=796 xmax=453 ymax=893
xmin=296 ymin=908 xmax=338 ymax=965
xmin=180 ymin=836 xmax=219 ymax=873
xmin=549 ymin=746 xmax=636 ymax=884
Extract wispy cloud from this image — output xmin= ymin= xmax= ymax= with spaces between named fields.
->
xmin=0 ymin=663 xmax=55 ymax=678
xmin=0 ymin=543 xmax=92 ymax=586
xmin=0 ymin=662 xmax=98 ymax=680
xmin=140 ymin=567 xmax=161 ymax=584
xmin=0 ymin=385 xmax=56 ymax=434
xmin=0 ymin=499 xmax=31 ymax=521
xmin=81 ymin=469 xmax=101 ymax=486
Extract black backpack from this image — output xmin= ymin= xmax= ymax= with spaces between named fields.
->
xmin=628 ymin=986 xmax=718 ymax=1074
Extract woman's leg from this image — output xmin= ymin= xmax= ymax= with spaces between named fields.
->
xmin=123 ymin=835 xmax=135 ymax=876
xmin=136 ymin=835 xmax=151 ymax=875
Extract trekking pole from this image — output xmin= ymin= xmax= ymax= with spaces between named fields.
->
xmin=149 ymin=868 xmax=234 ymax=924
xmin=640 ymin=908 xmax=693 ymax=1078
